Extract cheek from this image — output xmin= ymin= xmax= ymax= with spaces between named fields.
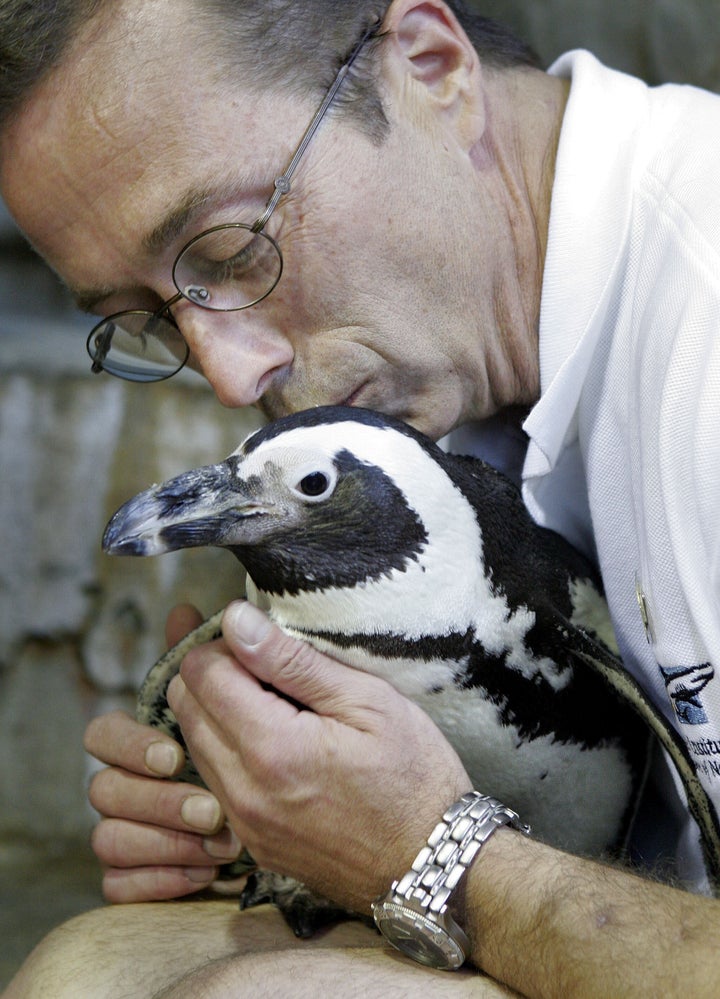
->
xmin=277 ymin=177 xmax=390 ymax=295
xmin=262 ymin=225 xmax=351 ymax=328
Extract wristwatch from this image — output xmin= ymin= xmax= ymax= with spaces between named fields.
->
xmin=372 ymin=791 xmax=531 ymax=971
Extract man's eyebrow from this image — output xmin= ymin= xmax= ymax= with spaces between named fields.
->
xmin=143 ymin=167 xmax=275 ymax=254
xmin=70 ymin=175 xmax=272 ymax=312
xmin=71 ymin=283 xmax=118 ymax=313
xmin=68 ymin=188 xmax=217 ymax=312
xmin=141 ymin=185 xmax=218 ymax=255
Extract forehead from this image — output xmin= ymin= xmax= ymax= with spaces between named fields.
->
xmin=0 ymin=0 xmax=298 ymax=286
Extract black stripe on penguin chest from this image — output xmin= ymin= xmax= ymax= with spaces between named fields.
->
xmin=298 ymin=621 xmax=638 ymax=752
xmin=230 ymin=450 xmax=428 ymax=596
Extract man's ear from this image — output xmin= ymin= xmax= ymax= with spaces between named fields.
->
xmin=380 ymin=0 xmax=485 ymax=145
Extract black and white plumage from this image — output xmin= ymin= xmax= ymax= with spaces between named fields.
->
xmin=102 ymin=405 xmax=720 ymax=929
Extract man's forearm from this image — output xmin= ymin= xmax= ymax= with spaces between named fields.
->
xmin=467 ymin=829 xmax=720 ymax=998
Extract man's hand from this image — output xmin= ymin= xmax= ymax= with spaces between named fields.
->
xmin=168 ymin=600 xmax=473 ymax=914
xmin=84 ymin=605 xmax=243 ymax=903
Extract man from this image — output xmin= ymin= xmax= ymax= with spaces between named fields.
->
xmin=2 ymin=0 xmax=720 ymax=995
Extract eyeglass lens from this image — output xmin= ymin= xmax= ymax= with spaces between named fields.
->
xmin=87 ymin=312 xmax=190 ymax=382
xmin=172 ymin=224 xmax=283 ymax=310
xmin=86 ymin=224 xmax=283 ymax=381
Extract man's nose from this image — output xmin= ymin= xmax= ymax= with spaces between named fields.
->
xmin=174 ymin=306 xmax=293 ymax=408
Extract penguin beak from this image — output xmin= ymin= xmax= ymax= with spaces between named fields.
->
xmin=103 ymin=460 xmax=267 ymax=556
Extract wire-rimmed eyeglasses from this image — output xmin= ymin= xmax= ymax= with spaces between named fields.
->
xmin=86 ymin=19 xmax=380 ymax=383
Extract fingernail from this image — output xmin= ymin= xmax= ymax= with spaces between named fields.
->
xmin=181 ymin=794 xmax=222 ymax=832
xmin=145 ymin=741 xmax=181 ymax=777
xmin=204 ymin=826 xmax=241 ymax=861
xmin=225 ymin=601 xmax=271 ymax=648
xmin=184 ymin=866 xmax=217 ymax=884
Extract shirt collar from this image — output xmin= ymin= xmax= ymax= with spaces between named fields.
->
xmin=523 ymin=50 xmax=648 ymax=477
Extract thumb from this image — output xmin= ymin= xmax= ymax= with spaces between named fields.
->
xmin=220 ymin=600 xmax=391 ymax=721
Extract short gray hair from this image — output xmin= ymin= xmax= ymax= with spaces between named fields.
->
xmin=0 ymin=0 xmax=540 ymax=138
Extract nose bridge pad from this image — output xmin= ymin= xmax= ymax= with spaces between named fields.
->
xmin=183 ymin=284 xmax=212 ymax=306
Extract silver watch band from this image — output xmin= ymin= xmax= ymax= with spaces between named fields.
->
xmin=392 ymin=792 xmax=532 ymax=916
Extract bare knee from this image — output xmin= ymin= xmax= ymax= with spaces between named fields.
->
xmin=4 ymin=902 xmax=231 ymax=999
xmin=4 ymin=906 xmax=122 ymax=999
xmin=3 ymin=901 xmax=380 ymax=999
xmin=159 ymin=946 xmax=516 ymax=999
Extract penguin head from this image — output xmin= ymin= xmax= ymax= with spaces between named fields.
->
xmin=103 ymin=407 xmax=444 ymax=596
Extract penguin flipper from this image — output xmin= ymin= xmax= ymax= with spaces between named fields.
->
xmin=135 ymin=609 xmax=257 ymax=878
xmin=135 ymin=608 xmax=225 ymax=784
xmin=239 ymin=871 xmax=368 ymax=938
xmin=567 ymin=629 xmax=720 ymax=891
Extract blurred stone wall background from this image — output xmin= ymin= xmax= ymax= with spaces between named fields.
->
xmin=481 ymin=0 xmax=720 ymax=87
xmin=1 ymin=0 xmax=719 ymax=987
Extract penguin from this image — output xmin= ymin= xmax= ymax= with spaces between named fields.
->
xmin=102 ymin=405 xmax=720 ymax=934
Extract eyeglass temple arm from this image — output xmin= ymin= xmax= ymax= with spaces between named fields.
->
xmin=252 ymin=19 xmax=381 ymax=233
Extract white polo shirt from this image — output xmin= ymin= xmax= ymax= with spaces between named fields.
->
xmin=454 ymin=50 xmax=720 ymax=887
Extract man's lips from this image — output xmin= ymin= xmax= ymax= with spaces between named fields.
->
xmin=263 ymin=378 xmax=376 ymax=420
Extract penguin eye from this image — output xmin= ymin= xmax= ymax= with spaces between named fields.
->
xmin=298 ymin=471 xmax=331 ymax=497
xmin=288 ymin=459 xmax=337 ymax=503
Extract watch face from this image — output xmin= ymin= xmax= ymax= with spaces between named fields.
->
xmin=374 ymin=903 xmax=467 ymax=971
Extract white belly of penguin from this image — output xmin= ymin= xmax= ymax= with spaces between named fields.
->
xmin=272 ymin=620 xmax=632 ymax=858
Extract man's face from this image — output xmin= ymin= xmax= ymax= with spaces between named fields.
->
xmin=0 ymin=1 xmax=524 ymax=441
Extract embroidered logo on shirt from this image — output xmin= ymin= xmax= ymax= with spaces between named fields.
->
xmin=660 ymin=663 xmax=715 ymax=725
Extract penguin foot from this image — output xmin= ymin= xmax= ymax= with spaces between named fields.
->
xmin=239 ymin=870 xmax=368 ymax=938
xmin=215 ymin=849 xmax=257 ymax=881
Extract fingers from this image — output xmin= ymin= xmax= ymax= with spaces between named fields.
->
xmin=88 ymin=765 xmax=241 ymax=904
xmin=84 ymin=710 xmax=186 ymax=777
xmin=92 ymin=817 xmax=239 ymax=866
xmin=92 ymin=818 xmax=220 ymax=870
xmin=85 ymin=697 xmax=239 ymax=904
xmin=100 ymin=862 xmax=220 ymax=903
xmin=83 ymin=606 xmax=238 ymax=906
xmin=88 ymin=767 xmax=225 ymax=834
